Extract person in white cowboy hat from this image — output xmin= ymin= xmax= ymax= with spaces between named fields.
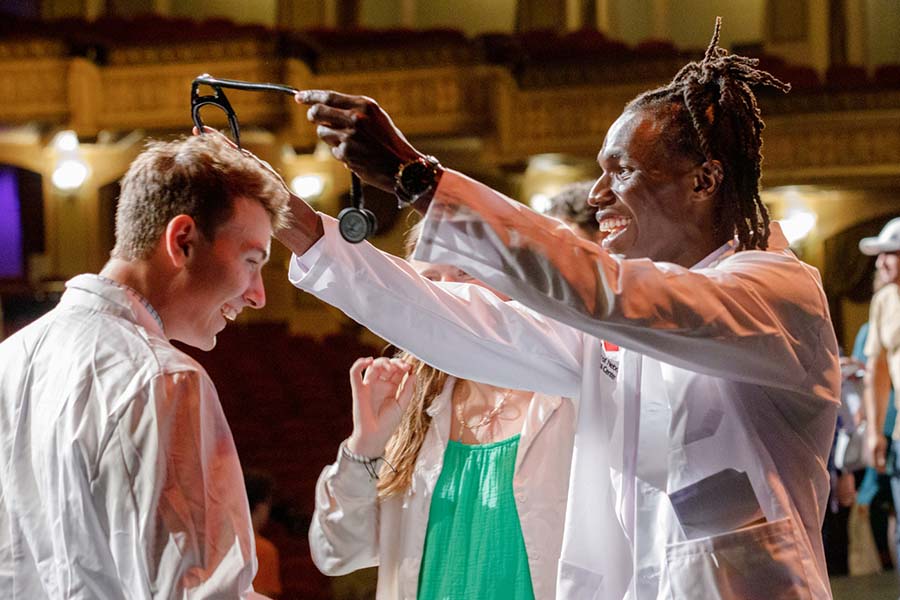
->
xmin=861 ymin=217 xmax=900 ymax=489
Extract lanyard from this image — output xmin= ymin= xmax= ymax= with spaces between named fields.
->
xmin=94 ymin=275 xmax=165 ymax=334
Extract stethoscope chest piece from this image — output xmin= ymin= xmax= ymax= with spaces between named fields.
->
xmin=337 ymin=205 xmax=377 ymax=243
xmin=337 ymin=172 xmax=376 ymax=243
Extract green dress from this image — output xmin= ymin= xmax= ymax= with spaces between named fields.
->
xmin=417 ymin=434 xmax=535 ymax=599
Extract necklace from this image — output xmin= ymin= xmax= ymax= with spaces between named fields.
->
xmin=454 ymin=384 xmax=512 ymax=442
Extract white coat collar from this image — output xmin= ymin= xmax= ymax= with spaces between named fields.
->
xmin=63 ymin=274 xmax=165 ymax=338
xmin=692 ymin=222 xmax=789 ymax=271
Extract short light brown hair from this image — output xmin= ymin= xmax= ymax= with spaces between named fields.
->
xmin=112 ymin=134 xmax=291 ymax=260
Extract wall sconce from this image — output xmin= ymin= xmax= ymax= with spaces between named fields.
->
xmin=529 ymin=193 xmax=553 ymax=213
xmin=290 ymin=173 xmax=326 ymax=203
xmin=780 ymin=208 xmax=817 ymax=244
xmin=52 ymin=159 xmax=89 ymax=192
xmin=53 ymin=130 xmax=79 ymax=152
xmin=50 ymin=130 xmax=89 ymax=193
xmin=291 ymin=173 xmax=328 ymax=208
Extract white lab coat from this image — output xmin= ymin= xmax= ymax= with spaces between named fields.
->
xmin=309 ymin=377 xmax=575 ymax=600
xmin=289 ymin=171 xmax=840 ymax=599
xmin=0 ymin=275 xmax=258 ymax=599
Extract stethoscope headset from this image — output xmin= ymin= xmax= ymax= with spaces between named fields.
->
xmin=190 ymin=74 xmax=376 ymax=243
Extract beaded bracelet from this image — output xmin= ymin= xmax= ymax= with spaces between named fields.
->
xmin=340 ymin=441 xmax=396 ymax=480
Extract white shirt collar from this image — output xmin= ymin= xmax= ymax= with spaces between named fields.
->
xmin=64 ymin=274 xmax=166 ymax=337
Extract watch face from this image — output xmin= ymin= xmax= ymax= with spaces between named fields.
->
xmin=400 ymin=160 xmax=434 ymax=197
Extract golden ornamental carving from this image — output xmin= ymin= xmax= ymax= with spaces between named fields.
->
xmin=1 ymin=32 xmax=899 ymax=188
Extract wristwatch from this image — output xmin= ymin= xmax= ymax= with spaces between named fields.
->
xmin=394 ymin=155 xmax=442 ymax=206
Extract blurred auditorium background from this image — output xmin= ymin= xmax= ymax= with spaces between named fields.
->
xmin=0 ymin=1 xmax=899 ymax=597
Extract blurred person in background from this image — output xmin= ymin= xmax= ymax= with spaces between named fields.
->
xmin=245 ymin=470 xmax=283 ymax=599
xmin=546 ymin=180 xmax=603 ymax=244
xmin=861 ymin=217 xmax=900 ymax=577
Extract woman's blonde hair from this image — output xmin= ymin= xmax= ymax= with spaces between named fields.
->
xmin=376 ymin=218 xmax=449 ymax=498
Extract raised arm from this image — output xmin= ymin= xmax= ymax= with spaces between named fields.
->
xmin=414 ymin=170 xmax=835 ymax=394
xmin=296 ymin=90 xmax=834 ymax=393
xmin=309 ymin=357 xmax=414 ymax=575
xmin=289 ymin=216 xmax=585 ymax=399
xmin=193 ymin=125 xmax=582 ymax=397
xmin=863 ymin=292 xmax=893 ymax=471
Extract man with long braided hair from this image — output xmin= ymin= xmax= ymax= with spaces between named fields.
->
xmin=269 ymin=17 xmax=839 ymax=599
xmin=625 ymin=19 xmax=789 ymax=253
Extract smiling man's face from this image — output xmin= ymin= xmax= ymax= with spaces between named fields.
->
xmin=588 ymin=109 xmax=709 ymax=266
xmin=178 ymin=196 xmax=272 ymax=350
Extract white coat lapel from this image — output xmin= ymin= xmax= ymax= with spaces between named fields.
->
xmin=515 ymin=393 xmax=562 ymax=471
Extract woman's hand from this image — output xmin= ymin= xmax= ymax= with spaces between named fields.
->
xmin=346 ymin=356 xmax=415 ymax=458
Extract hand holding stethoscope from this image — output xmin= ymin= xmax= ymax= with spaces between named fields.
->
xmin=190 ymin=74 xmax=376 ymax=243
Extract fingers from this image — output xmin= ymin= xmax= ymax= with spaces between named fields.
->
xmin=870 ymin=437 xmax=888 ymax=472
xmin=307 ymin=103 xmax=359 ymax=129
xmin=362 ymin=357 xmax=411 ymax=386
xmin=349 ymin=357 xmax=375 ymax=391
xmin=316 ymin=124 xmax=345 ymax=147
xmin=385 ymin=358 xmax=412 ymax=384
xmin=314 ymin=128 xmax=378 ymax=170
xmin=296 ymin=89 xmax=370 ymax=110
xmin=876 ymin=449 xmax=887 ymax=472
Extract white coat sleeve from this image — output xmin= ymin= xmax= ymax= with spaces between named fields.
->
xmin=415 ymin=170 xmax=835 ymax=394
xmin=97 ymin=370 xmax=257 ymax=599
xmin=289 ymin=216 xmax=585 ymax=398
xmin=308 ymin=448 xmax=381 ymax=575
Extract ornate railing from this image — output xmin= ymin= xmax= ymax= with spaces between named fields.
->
xmin=0 ymin=36 xmax=68 ymax=123
xmin=1 ymin=18 xmax=899 ymax=182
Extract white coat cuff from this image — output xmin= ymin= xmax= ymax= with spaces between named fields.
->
xmin=288 ymin=226 xmax=328 ymax=285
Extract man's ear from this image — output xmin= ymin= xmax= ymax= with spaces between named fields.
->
xmin=164 ymin=214 xmax=199 ymax=268
xmin=691 ymin=160 xmax=723 ymax=200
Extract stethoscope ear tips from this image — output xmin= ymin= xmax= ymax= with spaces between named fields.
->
xmin=338 ymin=206 xmax=377 ymax=243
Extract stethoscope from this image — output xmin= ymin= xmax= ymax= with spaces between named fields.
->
xmin=190 ymin=74 xmax=376 ymax=243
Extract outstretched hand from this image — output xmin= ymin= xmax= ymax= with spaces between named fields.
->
xmin=297 ymin=90 xmax=423 ymax=194
xmin=346 ymin=356 xmax=415 ymax=458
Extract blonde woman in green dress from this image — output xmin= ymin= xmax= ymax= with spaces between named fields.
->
xmin=308 ymin=228 xmax=579 ymax=599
